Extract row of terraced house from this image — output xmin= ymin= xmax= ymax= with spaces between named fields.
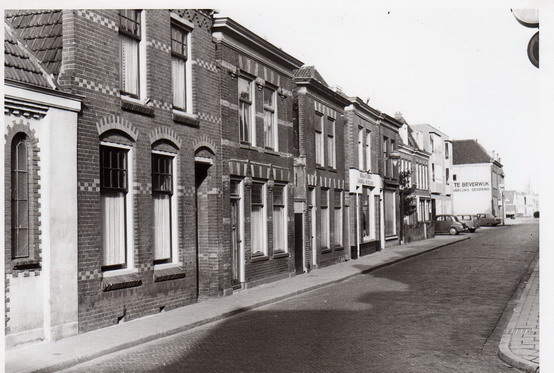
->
xmin=3 ymin=9 xmax=501 ymax=348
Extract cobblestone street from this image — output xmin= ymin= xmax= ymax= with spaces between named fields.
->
xmin=60 ymin=220 xmax=538 ymax=373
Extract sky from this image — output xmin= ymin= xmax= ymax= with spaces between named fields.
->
xmin=219 ymin=5 xmax=541 ymax=193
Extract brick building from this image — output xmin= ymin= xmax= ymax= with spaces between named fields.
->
xmin=6 ymin=9 xmax=225 ymax=335
xmin=344 ymin=98 xmax=385 ymax=258
xmin=4 ymin=17 xmax=82 ymax=346
xmin=395 ymin=113 xmax=434 ymax=243
xmin=293 ymin=67 xmax=351 ymax=270
xmin=212 ymin=17 xmax=303 ymax=289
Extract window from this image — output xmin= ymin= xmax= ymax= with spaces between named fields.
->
xmin=453 ymin=174 xmax=457 ymax=181
xmin=119 ymin=10 xmax=142 ymax=98
xmin=383 ymin=136 xmax=389 ymax=177
xmin=171 ymin=24 xmax=190 ymax=112
xmin=11 ymin=135 xmax=29 ymax=259
xmin=361 ymin=187 xmax=370 ymax=241
xmin=239 ymin=77 xmax=254 ymax=145
xmin=365 ymin=130 xmax=371 ymax=171
xmin=429 ymin=135 xmax=434 ymax=152
xmin=358 ymin=127 xmax=364 ymax=170
xmin=333 ymin=190 xmax=342 ymax=247
xmin=263 ymin=87 xmax=277 ymax=150
xmin=152 ymin=153 xmax=174 ymax=263
xmin=446 ymin=168 xmax=450 ymax=185
xmin=320 ymin=189 xmax=330 ymax=248
xmin=100 ymin=145 xmax=129 ymax=270
xmin=273 ymin=184 xmax=287 ymax=253
xmin=251 ymin=182 xmax=267 ymax=255
xmin=445 ymin=142 xmax=450 ymax=159
xmin=327 ymin=118 xmax=336 ymax=168
xmin=315 ymin=113 xmax=324 ymax=166
xmin=384 ymin=190 xmax=396 ymax=236
xmin=432 ymin=163 xmax=435 ymax=182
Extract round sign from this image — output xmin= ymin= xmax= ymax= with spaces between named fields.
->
xmin=527 ymin=31 xmax=539 ymax=68
xmin=512 ymin=9 xmax=539 ymax=28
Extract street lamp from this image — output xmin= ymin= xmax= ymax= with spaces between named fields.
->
xmin=388 ymin=151 xmax=402 ymax=243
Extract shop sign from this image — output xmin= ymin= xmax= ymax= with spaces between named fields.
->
xmin=453 ymin=181 xmax=490 ymax=192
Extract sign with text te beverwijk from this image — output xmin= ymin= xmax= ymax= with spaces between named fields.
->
xmin=453 ymin=181 xmax=490 ymax=192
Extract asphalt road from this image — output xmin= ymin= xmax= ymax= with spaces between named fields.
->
xmin=63 ymin=220 xmax=539 ymax=373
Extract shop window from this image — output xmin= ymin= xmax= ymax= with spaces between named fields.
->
xmin=362 ymin=187 xmax=370 ymax=241
xmin=384 ymin=190 xmax=396 ymax=236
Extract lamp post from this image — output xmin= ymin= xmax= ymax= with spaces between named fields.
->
xmin=388 ymin=150 xmax=402 ymax=243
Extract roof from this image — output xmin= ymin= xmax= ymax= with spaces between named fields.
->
xmin=452 ymin=139 xmax=494 ymax=165
xmin=293 ymin=66 xmax=329 ymax=87
xmin=4 ymin=21 xmax=55 ymax=88
xmin=5 ymin=10 xmax=63 ymax=75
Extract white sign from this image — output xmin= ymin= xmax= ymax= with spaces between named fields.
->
xmin=452 ymin=181 xmax=490 ymax=193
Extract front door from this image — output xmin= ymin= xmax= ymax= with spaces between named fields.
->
xmin=294 ymin=213 xmax=304 ymax=274
xmin=230 ymin=180 xmax=242 ymax=288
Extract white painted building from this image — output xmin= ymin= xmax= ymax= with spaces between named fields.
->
xmin=4 ymin=23 xmax=81 ymax=347
xmin=410 ymin=124 xmax=453 ymax=217
xmin=451 ymin=140 xmax=505 ymax=217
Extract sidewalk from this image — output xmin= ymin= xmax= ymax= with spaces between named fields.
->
xmin=498 ymin=261 xmax=540 ymax=373
xmin=6 ymin=235 xmax=469 ymax=373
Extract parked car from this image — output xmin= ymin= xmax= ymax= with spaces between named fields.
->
xmin=434 ymin=214 xmax=467 ymax=235
xmin=476 ymin=213 xmax=501 ymax=226
xmin=456 ymin=215 xmax=480 ymax=232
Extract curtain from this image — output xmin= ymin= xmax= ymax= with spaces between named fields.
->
xmin=334 ymin=207 xmax=342 ymax=246
xmin=264 ymin=110 xmax=274 ymax=148
xmin=121 ymin=36 xmax=139 ymax=95
xmin=101 ymin=191 xmax=126 ymax=266
xmin=153 ymin=194 xmax=171 ymax=260
xmin=172 ymin=57 xmax=186 ymax=110
xmin=239 ymin=101 xmax=251 ymax=143
xmin=321 ymin=207 xmax=329 ymax=247
xmin=273 ymin=206 xmax=284 ymax=251
xmin=251 ymin=206 xmax=264 ymax=253
xmin=315 ymin=131 xmax=323 ymax=165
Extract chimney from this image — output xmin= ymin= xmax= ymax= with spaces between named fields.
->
xmin=394 ymin=112 xmax=403 ymax=120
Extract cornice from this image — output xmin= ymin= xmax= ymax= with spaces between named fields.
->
xmin=294 ymin=77 xmax=351 ymax=109
xmin=212 ymin=17 xmax=303 ymax=72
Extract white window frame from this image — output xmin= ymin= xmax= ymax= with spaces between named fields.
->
xmin=315 ymin=112 xmax=324 ymax=166
xmin=251 ymin=181 xmax=267 ymax=256
xmin=152 ymin=150 xmax=180 ymax=269
xmin=320 ymin=188 xmax=330 ymax=249
xmin=327 ymin=118 xmax=336 ymax=169
xmin=334 ymin=190 xmax=343 ymax=247
xmin=272 ymin=183 xmax=288 ymax=253
xmin=365 ymin=130 xmax=371 ymax=172
xmin=171 ymin=21 xmax=193 ymax=114
xmin=239 ymin=76 xmax=255 ymax=146
xmin=100 ymin=141 xmax=135 ymax=276
xmin=263 ymin=87 xmax=278 ymax=151
xmin=358 ymin=127 xmax=364 ymax=170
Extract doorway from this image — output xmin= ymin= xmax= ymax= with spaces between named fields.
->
xmin=294 ymin=213 xmax=304 ymax=274
xmin=230 ymin=179 xmax=243 ymax=289
xmin=195 ymin=161 xmax=210 ymax=299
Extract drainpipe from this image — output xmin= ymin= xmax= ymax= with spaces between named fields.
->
xmin=356 ymin=189 xmax=360 ymax=259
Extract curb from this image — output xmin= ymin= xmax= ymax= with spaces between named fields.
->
xmin=25 ymin=236 xmax=470 ymax=373
xmin=497 ymin=259 xmax=540 ymax=373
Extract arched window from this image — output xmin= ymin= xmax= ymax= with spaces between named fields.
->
xmin=11 ymin=134 xmax=29 ymax=259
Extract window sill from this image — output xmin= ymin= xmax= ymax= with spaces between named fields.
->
xmin=173 ymin=110 xmax=199 ymax=127
xmin=101 ymin=272 xmax=142 ymax=291
xmin=250 ymin=254 xmax=269 ymax=263
xmin=240 ymin=143 xmax=261 ymax=152
xmin=321 ymin=247 xmax=332 ymax=254
xmin=315 ymin=165 xmax=326 ymax=171
xmin=121 ymin=96 xmax=155 ymax=116
xmin=333 ymin=245 xmax=344 ymax=251
xmin=327 ymin=167 xmax=338 ymax=173
xmin=264 ymin=148 xmax=280 ymax=156
xmin=385 ymin=235 xmax=398 ymax=241
xmin=12 ymin=258 xmax=41 ymax=270
xmin=154 ymin=266 xmax=186 ymax=282
xmin=273 ymin=251 xmax=290 ymax=259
